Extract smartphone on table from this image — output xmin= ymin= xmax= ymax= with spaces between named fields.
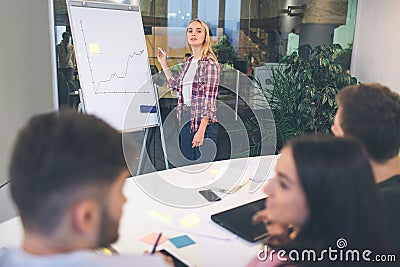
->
xmin=199 ymin=189 xmax=221 ymax=202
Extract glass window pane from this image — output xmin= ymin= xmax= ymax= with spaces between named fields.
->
xmin=224 ymin=0 xmax=241 ymax=49
xmin=198 ymin=0 xmax=219 ymax=36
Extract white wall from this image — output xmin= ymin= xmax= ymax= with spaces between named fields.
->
xmin=351 ymin=0 xmax=400 ymax=93
xmin=0 ymin=0 xmax=56 ymax=185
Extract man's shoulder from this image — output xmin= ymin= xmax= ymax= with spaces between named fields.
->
xmin=93 ymin=253 xmax=168 ymax=266
xmin=0 ymin=248 xmax=168 ymax=267
xmin=378 ymin=174 xmax=400 ymax=192
xmin=0 ymin=248 xmax=92 ymax=267
xmin=378 ymin=174 xmax=400 ymax=256
xmin=378 ymin=174 xmax=400 ymax=208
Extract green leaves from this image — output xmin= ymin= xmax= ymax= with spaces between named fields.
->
xmin=212 ymin=35 xmax=237 ymax=64
xmin=264 ymin=44 xmax=358 ymax=148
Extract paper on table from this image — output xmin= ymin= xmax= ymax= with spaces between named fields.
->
xmin=141 ymin=232 xmax=169 ymax=245
xmin=169 ymin=235 xmax=195 ymax=248
xmin=167 ymin=221 xmax=237 ymax=241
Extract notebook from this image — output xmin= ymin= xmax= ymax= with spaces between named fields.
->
xmin=211 ymin=197 xmax=268 ymax=243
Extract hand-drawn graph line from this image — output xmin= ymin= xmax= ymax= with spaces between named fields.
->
xmin=79 ymin=20 xmax=150 ymax=94
xmin=94 ymin=49 xmax=146 ymax=94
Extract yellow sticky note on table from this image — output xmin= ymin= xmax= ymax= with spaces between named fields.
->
xmin=179 ymin=212 xmax=201 ymax=227
xmin=148 ymin=210 xmax=172 ymax=223
xmin=89 ymin=43 xmax=101 ymax=54
xmin=209 ymin=169 xmax=221 ymax=175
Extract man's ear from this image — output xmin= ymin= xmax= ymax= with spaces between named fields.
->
xmin=70 ymin=200 xmax=100 ymax=236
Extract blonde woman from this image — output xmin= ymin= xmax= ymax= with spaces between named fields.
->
xmin=158 ymin=19 xmax=220 ymax=163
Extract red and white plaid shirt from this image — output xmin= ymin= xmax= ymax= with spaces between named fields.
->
xmin=168 ymin=56 xmax=220 ymax=132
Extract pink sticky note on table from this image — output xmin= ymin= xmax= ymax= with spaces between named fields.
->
xmin=141 ymin=232 xmax=169 ymax=246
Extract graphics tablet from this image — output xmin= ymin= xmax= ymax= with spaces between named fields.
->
xmin=211 ymin=197 xmax=267 ymax=243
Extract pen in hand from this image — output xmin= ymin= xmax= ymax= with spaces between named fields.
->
xmin=151 ymin=232 xmax=163 ymax=254
xmin=157 ymin=47 xmax=166 ymax=55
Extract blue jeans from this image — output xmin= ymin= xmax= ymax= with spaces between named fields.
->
xmin=179 ymin=111 xmax=218 ymax=163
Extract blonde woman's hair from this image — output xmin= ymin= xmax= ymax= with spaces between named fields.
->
xmin=186 ymin=19 xmax=218 ymax=62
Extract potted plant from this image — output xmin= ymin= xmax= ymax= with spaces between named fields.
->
xmin=261 ymin=44 xmax=358 ymax=150
xmin=212 ymin=35 xmax=237 ymax=65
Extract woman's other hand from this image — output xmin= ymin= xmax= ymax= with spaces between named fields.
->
xmin=192 ymin=129 xmax=205 ymax=148
xmin=253 ymin=209 xmax=292 ymax=245
xmin=252 ymin=209 xmax=269 ymax=225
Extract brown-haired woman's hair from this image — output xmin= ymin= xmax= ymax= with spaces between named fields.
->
xmin=186 ymin=19 xmax=218 ymax=62
xmin=278 ymin=135 xmax=392 ymax=266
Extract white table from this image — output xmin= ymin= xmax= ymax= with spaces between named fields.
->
xmin=0 ymin=155 xmax=277 ymax=266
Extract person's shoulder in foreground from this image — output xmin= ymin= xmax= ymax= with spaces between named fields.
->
xmin=378 ymin=173 xmax=400 ymax=251
xmin=0 ymin=248 xmax=167 ymax=267
xmin=2 ymin=111 xmax=170 ymax=267
xmin=333 ymin=82 xmax=400 ymax=256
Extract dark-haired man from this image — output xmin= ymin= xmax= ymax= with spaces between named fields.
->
xmin=332 ymin=83 xmax=400 ymax=255
xmin=0 ymin=111 xmax=170 ymax=266
xmin=56 ymin=32 xmax=76 ymax=81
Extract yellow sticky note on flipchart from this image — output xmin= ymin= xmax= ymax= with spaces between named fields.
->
xmin=89 ymin=43 xmax=101 ymax=54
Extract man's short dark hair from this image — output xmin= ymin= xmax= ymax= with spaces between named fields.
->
xmin=9 ymin=111 xmax=128 ymax=234
xmin=62 ymin=32 xmax=71 ymax=39
xmin=336 ymin=83 xmax=400 ymax=162
xmin=184 ymin=53 xmax=192 ymax=58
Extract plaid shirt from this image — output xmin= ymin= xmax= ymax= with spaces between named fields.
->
xmin=168 ymin=56 xmax=220 ymax=132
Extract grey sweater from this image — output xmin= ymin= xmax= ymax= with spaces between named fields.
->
xmin=0 ymin=248 xmax=168 ymax=267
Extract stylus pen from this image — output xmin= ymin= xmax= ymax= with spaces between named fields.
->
xmin=157 ymin=47 xmax=166 ymax=55
xmin=151 ymin=232 xmax=162 ymax=254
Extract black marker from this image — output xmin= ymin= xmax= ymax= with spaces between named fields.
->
xmin=151 ymin=232 xmax=162 ymax=254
